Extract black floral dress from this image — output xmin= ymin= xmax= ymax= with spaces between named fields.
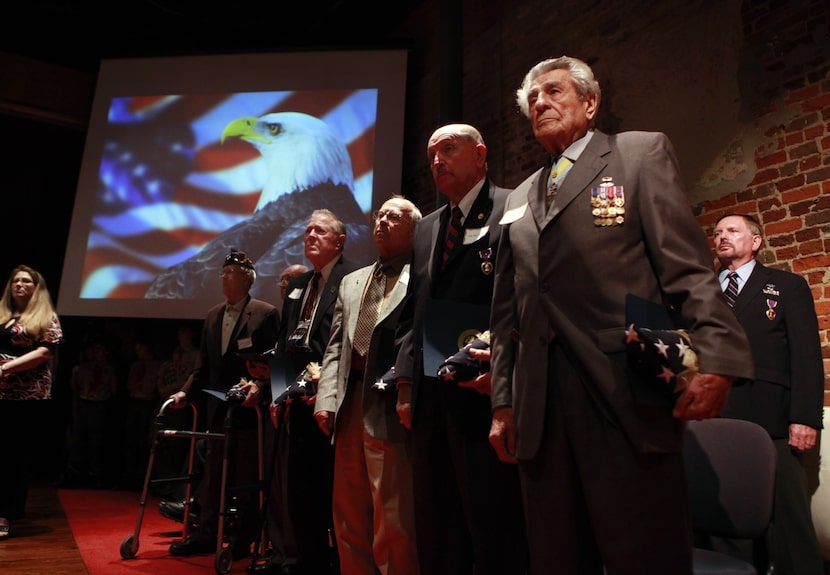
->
xmin=0 ymin=313 xmax=62 ymax=400
xmin=0 ymin=313 xmax=62 ymax=520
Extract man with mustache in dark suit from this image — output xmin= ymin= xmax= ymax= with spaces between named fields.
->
xmin=713 ymin=212 xmax=824 ymax=575
xmin=394 ymin=124 xmax=528 ymax=575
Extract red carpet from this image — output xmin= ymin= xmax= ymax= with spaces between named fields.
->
xmin=58 ymin=488 xmax=255 ymax=574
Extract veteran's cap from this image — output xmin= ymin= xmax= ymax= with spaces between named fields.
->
xmin=223 ymin=249 xmax=255 ymax=270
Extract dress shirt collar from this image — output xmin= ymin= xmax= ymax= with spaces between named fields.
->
xmin=554 ymin=129 xmax=594 ymax=165
xmin=315 ymin=256 xmax=339 ymax=286
xmin=225 ymin=295 xmax=249 ymax=313
xmin=718 ymin=259 xmax=756 ymax=290
xmin=452 ymin=176 xmax=486 ymax=221
xmin=377 ymin=254 xmax=409 ymax=278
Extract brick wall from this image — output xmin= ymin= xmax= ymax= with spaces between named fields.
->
xmin=397 ymin=0 xmax=829 ymax=401
xmin=694 ymin=0 xmax=830 ymax=404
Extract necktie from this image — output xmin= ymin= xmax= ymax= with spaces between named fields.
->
xmin=303 ymin=271 xmax=322 ymax=320
xmin=724 ymin=271 xmax=739 ymax=308
xmin=546 ymin=156 xmax=573 ymax=210
xmin=442 ymin=206 xmax=463 ymax=269
xmin=352 ymin=264 xmax=386 ymax=356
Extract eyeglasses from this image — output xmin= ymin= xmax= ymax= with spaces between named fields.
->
xmin=372 ymin=210 xmax=408 ymax=223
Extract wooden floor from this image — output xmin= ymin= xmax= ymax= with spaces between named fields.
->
xmin=0 ymin=483 xmax=88 ymax=575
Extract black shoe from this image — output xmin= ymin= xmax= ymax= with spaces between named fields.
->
xmin=247 ymin=557 xmax=283 ymax=575
xmin=169 ymin=536 xmax=214 ymax=556
xmin=158 ymin=500 xmax=200 ymax=524
xmin=246 ymin=559 xmax=292 ymax=575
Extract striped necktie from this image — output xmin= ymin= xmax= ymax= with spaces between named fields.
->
xmin=303 ymin=271 xmax=322 ymax=320
xmin=724 ymin=271 xmax=739 ymax=308
xmin=442 ymin=206 xmax=463 ymax=269
xmin=352 ymin=264 xmax=386 ymax=356
xmin=546 ymin=156 xmax=573 ymax=210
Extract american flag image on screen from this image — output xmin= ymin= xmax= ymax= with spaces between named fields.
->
xmin=82 ymin=89 xmax=377 ymax=301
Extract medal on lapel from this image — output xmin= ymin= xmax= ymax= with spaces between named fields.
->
xmin=591 ymin=177 xmax=625 ymax=226
xmin=765 ymin=299 xmax=777 ymax=320
xmin=479 ymin=247 xmax=493 ymax=275
xmin=762 ymin=284 xmax=780 ymax=296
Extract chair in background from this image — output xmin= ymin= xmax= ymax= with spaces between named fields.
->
xmin=684 ymin=418 xmax=777 ymax=575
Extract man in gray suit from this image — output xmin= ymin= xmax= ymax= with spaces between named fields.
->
xmin=314 ymin=195 xmax=422 ymax=575
xmin=488 ymin=56 xmax=754 ymax=575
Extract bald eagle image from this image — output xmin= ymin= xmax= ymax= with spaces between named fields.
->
xmin=145 ymin=112 xmax=375 ymax=302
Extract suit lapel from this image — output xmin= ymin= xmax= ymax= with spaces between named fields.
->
xmin=429 ymin=210 xmax=445 ymax=277
xmin=283 ymin=270 xmax=313 ymax=336
xmin=211 ymin=307 xmax=224 ymax=358
xmin=733 ymin=263 xmax=769 ymax=315
xmin=229 ymin=296 xmax=252 ymax=346
xmin=345 ymin=263 xmax=409 ymax=341
xmin=312 ymin=256 xmax=346 ymax=335
xmin=525 ymin=168 xmax=547 ymax=229
xmin=346 ymin=267 xmax=373 ymax=341
xmin=380 ymin=263 xmax=409 ymax=322
xmin=442 ymin=181 xmax=495 ymax=269
xmin=465 ymin=181 xmax=494 ymax=229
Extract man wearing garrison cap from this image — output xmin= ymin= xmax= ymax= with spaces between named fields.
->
xmin=167 ymin=249 xmax=280 ymax=560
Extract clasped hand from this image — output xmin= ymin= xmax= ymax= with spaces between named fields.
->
xmin=671 ymin=372 xmax=733 ymax=421
xmin=458 ymin=347 xmax=491 ymax=395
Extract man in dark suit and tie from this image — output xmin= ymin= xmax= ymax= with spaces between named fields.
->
xmin=488 ymin=56 xmax=754 ymax=575
xmin=254 ymin=209 xmax=360 ymax=575
xmin=314 ymin=195 xmax=422 ymax=575
xmin=168 ymin=250 xmax=280 ymax=559
xmin=713 ymin=212 xmax=824 ymax=575
xmin=394 ymin=124 xmax=528 ymax=575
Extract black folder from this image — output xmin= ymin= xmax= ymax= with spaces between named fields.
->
xmin=422 ymin=298 xmax=490 ymax=376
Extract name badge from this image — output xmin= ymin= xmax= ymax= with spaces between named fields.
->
xmin=463 ymin=226 xmax=488 ymax=244
xmin=288 ymin=288 xmax=303 ymax=300
xmin=237 ymin=336 xmax=253 ymax=350
xmin=499 ymin=203 xmax=527 ymax=225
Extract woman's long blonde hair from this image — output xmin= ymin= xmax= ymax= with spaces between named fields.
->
xmin=0 ymin=264 xmax=57 ymax=340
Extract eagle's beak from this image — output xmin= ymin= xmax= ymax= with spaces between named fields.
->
xmin=221 ymin=117 xmax=268 ymax=144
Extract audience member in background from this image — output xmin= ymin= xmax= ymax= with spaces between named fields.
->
xmin=153 ymin=322 xmax=202 ymax=511
xmin=0 ymin=264 xmax=63 ymax=540
xmin=167 ymin=250 xmax=279 ymax=560
xmin=153 ymin=323 xmax=201 ymax=489
xmin=119 ymin=337 xmax=161 ymax=491
xmin=488 ymin=56 xmax=754 ymax=575
xmin=393 ymin=124 xmax=528 ymax=575
xmin=255 ymin=209 xmax=360 ymax=575
xmin=712 ymin=213 xmax=825 ymax=575
xmin=62 ymin=339 xmax=119 ymax=489
xmin=314 ymin=196 xmax=422 ymax=574
xmin=155 ymin=323 xmax=204 ymax=524
xmin=157 ymin=323 xmax=201 ymax=408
